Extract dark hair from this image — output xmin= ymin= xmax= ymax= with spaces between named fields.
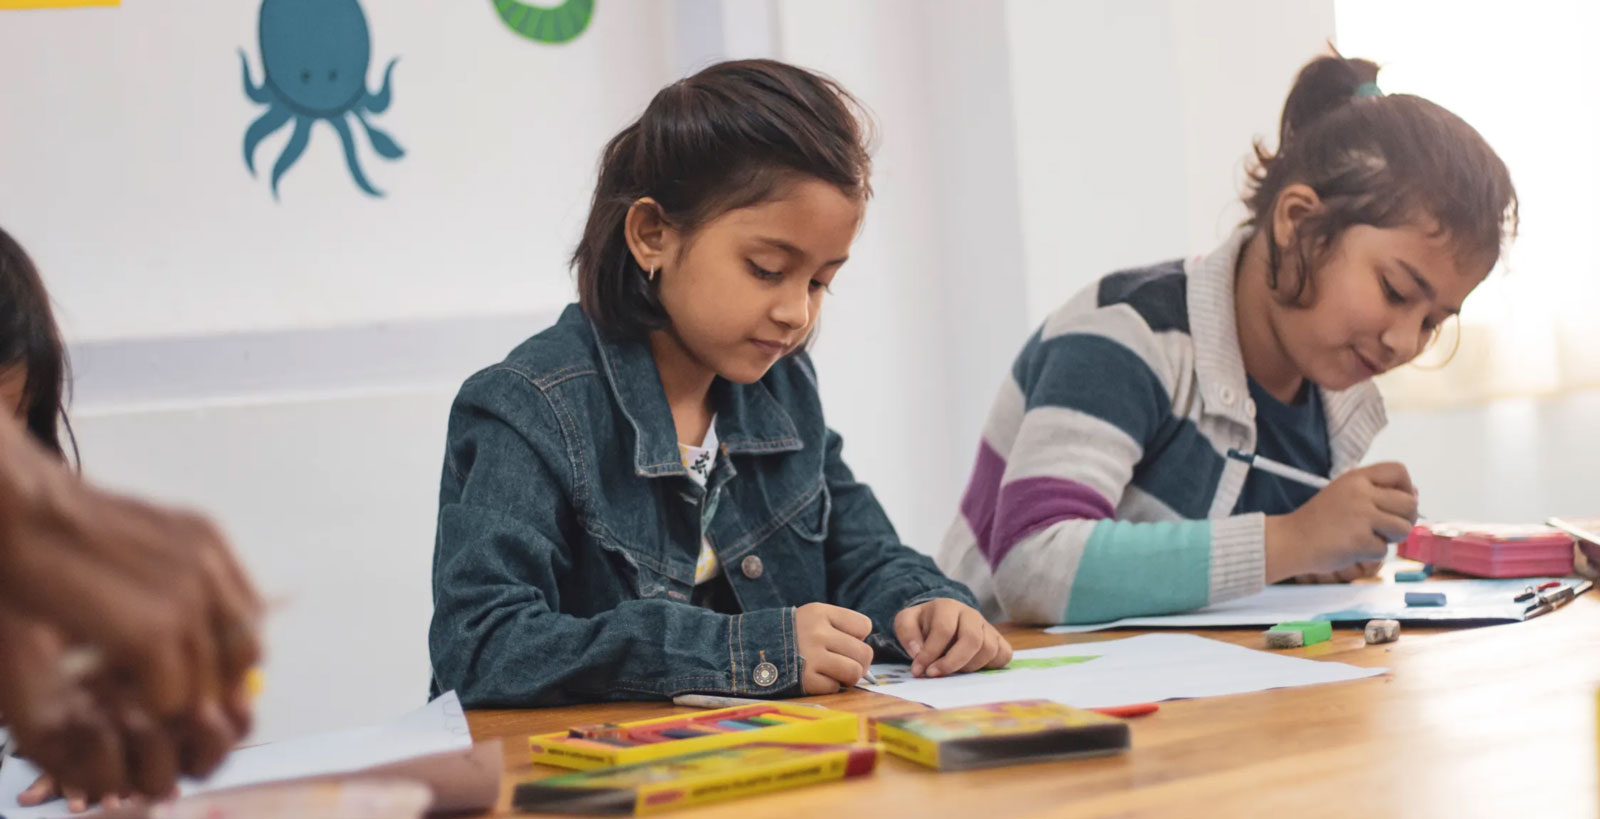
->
xmin=1244 ymin=54 xmax=1518 ymax=304
xmin=574 ymin=59 xmax=873 ymax=339
xmin=0 ymin=224 xmax=76 ymax=463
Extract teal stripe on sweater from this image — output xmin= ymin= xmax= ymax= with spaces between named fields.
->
xmin=1061 ymin=519 xmax=1212 ymax=624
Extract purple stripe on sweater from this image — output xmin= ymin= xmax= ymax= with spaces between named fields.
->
xmin=959 ymin=441 xmax=1008 ymax=560
xmin=984 ymin=476 xmax=1116 ymax=570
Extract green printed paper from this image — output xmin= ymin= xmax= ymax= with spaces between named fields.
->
xmin=979 ymin=655 xmax=1099 ymax=674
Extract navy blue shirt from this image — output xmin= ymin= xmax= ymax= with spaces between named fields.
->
xmin=1232 ymin=377 xmax=1331 ymax=516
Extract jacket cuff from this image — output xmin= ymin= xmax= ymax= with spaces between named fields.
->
xmin=722 ymin=606 xmax=803 ymax=697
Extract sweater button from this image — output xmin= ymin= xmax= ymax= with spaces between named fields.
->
xmin=741 ymin=555 xmax=764 ymax=580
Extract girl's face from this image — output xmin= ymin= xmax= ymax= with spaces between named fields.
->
xmin=639 ymin=178 xmax=864 ymax=384
xmin=1271 ymin=218 xmax=1488 ymax=391
xmin=1 ymin=364 xmax=25 ymax=419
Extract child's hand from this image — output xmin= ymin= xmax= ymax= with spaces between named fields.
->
xmin=17 ymin=774 xmax=136 ymax=814
xmin=893 ymin=599 xmax=1012 ymax=678
xmin=794 ymin=603 xmax=874 ymax=694
xmin=1578 ymin=539 xmax=1599 ymax=579
xmin=1288 ymin=560 xmax=1382 ymax=584
xmin=1266 ymin=462 xmax=1417 ymax=581
xmin=0 ymin=608 xmax=244 ymax=806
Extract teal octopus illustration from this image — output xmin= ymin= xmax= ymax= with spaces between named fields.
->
xmin=239 ymin=0 xmax=403 ymax=199
xmin=491 ymin=0 xmax=594 ymax=43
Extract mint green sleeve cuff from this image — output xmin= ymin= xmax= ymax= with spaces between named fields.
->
xmin=1061 ymin=518 xmax=1213 ymax=624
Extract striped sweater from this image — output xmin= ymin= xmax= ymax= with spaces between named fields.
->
xmin=936 ymin=228 xmax=1387 ymax=625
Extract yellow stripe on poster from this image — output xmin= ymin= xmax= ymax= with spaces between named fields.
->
xmin=0 ymin=0 xmax=119 ymax=8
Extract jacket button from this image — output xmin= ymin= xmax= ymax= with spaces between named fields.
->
xmin=752 ymin=661 xmax=778 ymax=687
xmin=1219 ymin=386 xmax=1237 ymax=406
xmin=741 ymin=555 xmax=764 ymax=580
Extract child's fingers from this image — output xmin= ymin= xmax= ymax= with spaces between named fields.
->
xmin=67 ymin=789 xmax=89 ymax=814
xmin=926 ymin=610 xmax=987 ymax=677
xmin=119 ymin=705 xmax=180 ymax=800
xmin=988 ymin=633 xmax=1014 ymax=669
xmin=17 ymin=774 xmax=59 ymax=806
xmin=800 ymin=668 xmax=840 ymax=695
xmin=823 ymin=606 xmax=873 ymax=640
xmin=1361 ymin=462 xmax=1414 ymax=493
xmin=177 ymin=698 xmax=237 ymax=778
xmin=1372 ymin=512 xmax=1414 ymax=546
xmin=810 ymin=650 xmax=866 ymax=688
xmin=822 ymin=630 xmax=874 ymax=676
xmin=1373 ymin=487 xmax=1418 ymax=522
xmin=959 ymin=627 xmax=1001 ymax=673
xmin=911 ymin=605 xmax=961 ymax=676
xmin=892 ymin=607 xmax=925 ymax=658
xmin=1332 ymin=561 xmax=1381 ymax=583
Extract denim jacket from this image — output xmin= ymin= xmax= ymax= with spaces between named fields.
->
xmin=429 ymin=305 xmax=977 ymax=708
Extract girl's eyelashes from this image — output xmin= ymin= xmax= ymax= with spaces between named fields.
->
xmin=747 ymin=261 xmax=783 ymax=281
xmin=1379 ymin=275 xmax=1407 ymax=305
xmin=747 ymin=258 xmax=836 ymax=294
xmin=1379 ymin=270 xmax=1445 ymax=331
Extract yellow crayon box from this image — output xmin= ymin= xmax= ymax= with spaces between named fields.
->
xmin=514 ymin=743 xmax=878 ymax=815
xmin=528 ymin=702 xmax=859 ymax=770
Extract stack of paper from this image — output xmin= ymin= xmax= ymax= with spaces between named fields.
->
xmin=860 ymin=634 xmax=1385 ymax=710
xmin=1043 ymin=578 xmax=1587 ymax=633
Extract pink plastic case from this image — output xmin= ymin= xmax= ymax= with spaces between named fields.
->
xmin=1400 ymin=523 xmax=1576 ymax=578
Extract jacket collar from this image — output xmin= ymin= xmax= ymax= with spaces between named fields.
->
xmin=583 ymin=309 xmax=802 ymax=478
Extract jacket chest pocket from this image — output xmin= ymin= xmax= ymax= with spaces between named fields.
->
xmin=783 ymin=482 xmax=830 ymax=544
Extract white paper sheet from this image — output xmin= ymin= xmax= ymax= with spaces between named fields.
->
xmin=1043 ymin=577 xmax=1587 ymax=634
xmin=859 ymin=634 xmax=1385 ymax=710
xmin=0 ymin=691 xmax=471 ymax=819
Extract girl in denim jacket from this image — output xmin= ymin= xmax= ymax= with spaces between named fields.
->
xmin=429 ymin=59 xmax=1010 ymax=707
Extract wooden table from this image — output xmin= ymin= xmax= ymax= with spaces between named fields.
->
xmin=467 ymin=595 xmax=1600 ymax=818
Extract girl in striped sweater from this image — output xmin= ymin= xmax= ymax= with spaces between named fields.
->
xmin=938 ymin=55 xmax=1518 ymax=625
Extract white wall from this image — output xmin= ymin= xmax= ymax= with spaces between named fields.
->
xmin=775 ymin=0 xmax=1032 ymax=554
xmin=1006 ymin=0 xmax=1335 ymax=324
xmin=72 ymin=388 xmax=457 ymax=746
xmin=0 ymin=1 xmax=668 ymax=342
xmin=65 ymin=315 xmax=544 ymax=743
xmin=1370 ymin=391 xmax=1600 ymax=524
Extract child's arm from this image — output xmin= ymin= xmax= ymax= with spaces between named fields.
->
xmin=817 ymin=428 xmax=983 ymax=658
xmin=977 ymin=321 xmax=1265 ymax=626
xmin=429 ymin=371 xmax=800 ymax=707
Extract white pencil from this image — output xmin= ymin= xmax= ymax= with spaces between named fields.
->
xmin=1228 ymin=449 xmax=1429 ymax=523
xmin=1226 ymin=449 xmax=1330 ymax=490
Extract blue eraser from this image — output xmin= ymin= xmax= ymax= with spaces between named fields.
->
xmin=1395 ymin=564 xmax=1434 ymax=582
xmin=1405 ymin=591 xmax=1446 ymax=607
